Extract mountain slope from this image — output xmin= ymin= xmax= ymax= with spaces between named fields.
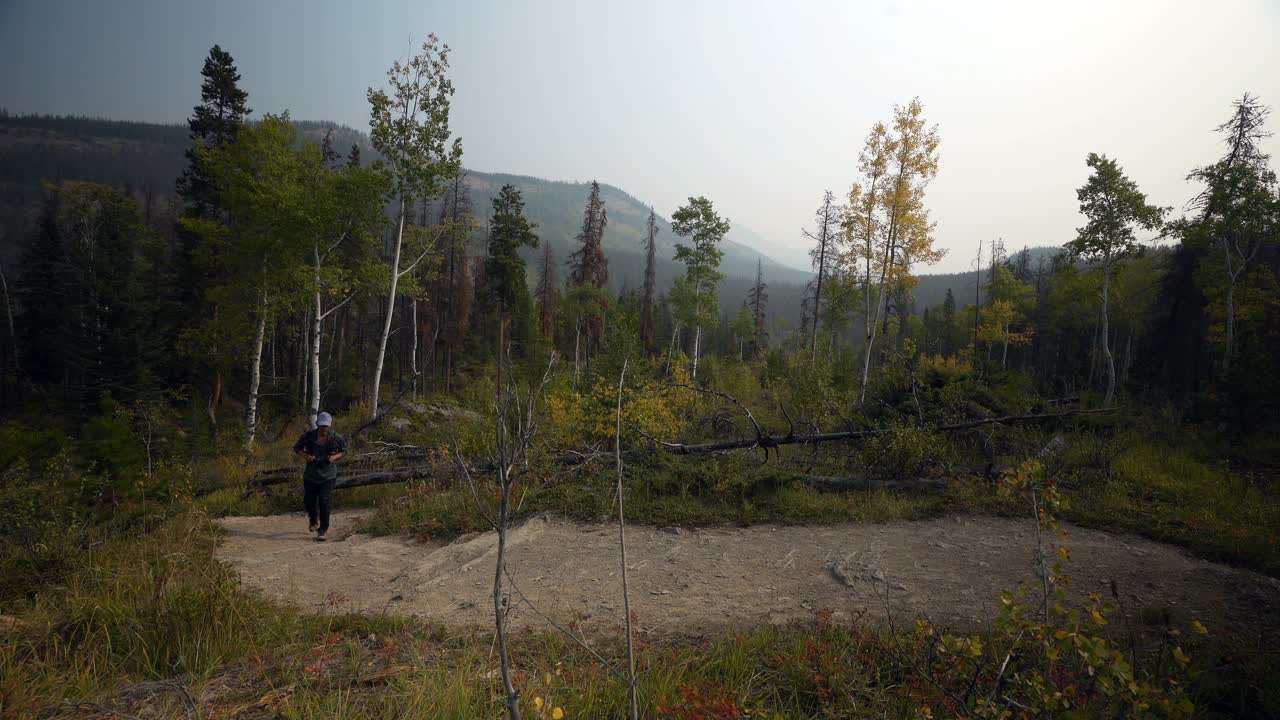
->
xmin=0 ymin=113 xmax=1065 ymax=329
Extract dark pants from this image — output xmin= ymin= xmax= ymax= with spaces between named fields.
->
xmin=303 ymin=481 xmax=333 ymax=533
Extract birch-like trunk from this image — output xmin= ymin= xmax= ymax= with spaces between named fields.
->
xmin=573 ymin=318 xmax=581 ymax=389
xmin=860 ymin=206 xmax=901 ymax=404
xmin=308 ymin=286 xmax=323 ymax=430
xmin=692 ymin=324 xmax=702 ymax=380
xmin=411 ymin=298 xmax=419 ymax=400
xmin=665 ymin=321 xmax=680 ymax=375
xmin=370 ymin=198 xmax=407 ymax=420
xmin=244 ymin=282 xmax=268 ymax=456
xmin=1101 ymin=259 xmax=1115 ymax=408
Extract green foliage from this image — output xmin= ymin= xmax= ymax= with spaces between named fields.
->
xmin=485 ymin=184 xmax=540 ymax=311
xmin=859 ymin=425 xmax=944 ymax=482
xmin=917 ymin=459 xmax=1200 ymax=719
xmin=366 ymin=34 xmax=462 ymax=205
xmin=77 ymin=393 xmax=147 ymax=500
xmin=1068 ymin=153 xmax=1166 ymax=267
xmin=670 ymin=196 xmax=729 ymax=342
xmin=0 ymin=454 xmax=87 ymax=599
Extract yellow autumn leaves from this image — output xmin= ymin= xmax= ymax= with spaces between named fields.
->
xmin=532 ymin=695 xmax=564 ymax=718
xmin=545 ymin=361 xmax=693 ymax=447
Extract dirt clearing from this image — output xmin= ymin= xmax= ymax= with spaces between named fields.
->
xmin=215 ymin=511 xmax=1279 ymax=635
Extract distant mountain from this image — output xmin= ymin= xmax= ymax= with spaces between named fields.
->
xmin=0 ymin=113 xmax=811 ymax=325
xmin=0 ymin=113 xmax=1065 ymax=332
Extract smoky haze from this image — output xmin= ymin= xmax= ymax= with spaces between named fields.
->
xmin=1 ymin=0 xmax=1277 ymax=273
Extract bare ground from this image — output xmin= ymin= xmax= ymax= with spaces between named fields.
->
xmin=214 ymin=510 xmax=1280 ymax=636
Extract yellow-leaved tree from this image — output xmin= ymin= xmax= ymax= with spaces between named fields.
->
xmin=847 ymin=99 xmax=945 ymax=403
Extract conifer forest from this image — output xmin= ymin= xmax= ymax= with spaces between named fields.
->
xmin=1 ymin=3 xmax=1278 ymax=718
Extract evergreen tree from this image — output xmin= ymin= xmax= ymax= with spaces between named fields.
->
xmin=746 ymin=258 xmax=769 ymax=357
xmin=568 ymin=180 xmax=609 ymax=288
xmin=803 ymin=189 xmax=840 ymax=359
xmin=484 ymin=185 xmax=539 ymax=349
xmin=535 ymin=241 xmax=559 ymax=339
xmin=639 ymin=207 xmax=659 ymax=350
xmin=16 ymin=189 xmax=67 ymax=385
xmin=940 ymin=288 xmax=957 ymax=354
xmin=175 ymin=44 xmax=251 ymax=437
xmin=177 ymin=45 xmax=252 ymax=216
xmin=567 ymin=180 xmax=609 ymax=364
xmin=1182 ymin=94 xmax=1278 ymax=375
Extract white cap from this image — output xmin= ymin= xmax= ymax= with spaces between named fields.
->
xmin=316 ymin=412 xmax=333 ymax=427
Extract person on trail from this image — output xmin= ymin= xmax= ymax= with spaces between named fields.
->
xmin=293 ymin=412 xmax=346 ymax=541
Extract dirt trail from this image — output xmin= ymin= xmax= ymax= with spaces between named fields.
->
xmin=215 ymin=511 xmax=1280 ymax=635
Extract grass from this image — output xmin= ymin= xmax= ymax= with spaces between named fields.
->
xmin=7 ymin=508 xmax=1270 ymax=718
xmin=7 ymin=424 xmax=1280 ymax=717
xmin=1060 ymin=434 xmax=1280 ymax=575
xmin=203 ymin=421 xmax=1280 ymax=580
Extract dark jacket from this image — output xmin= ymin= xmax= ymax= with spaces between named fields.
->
xmin=293 ymin=428 xmax=347 ymax=486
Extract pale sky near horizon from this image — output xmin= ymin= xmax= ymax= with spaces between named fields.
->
xmin=2 ymin=0 xmax=1278 ymax=273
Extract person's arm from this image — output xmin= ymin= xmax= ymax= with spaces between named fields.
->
xmin=327 ymin=434 xmax=346 ymax=463
xmin=294 ymin=434 xmax=316 ymax=462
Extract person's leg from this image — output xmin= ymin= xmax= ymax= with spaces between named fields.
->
xmin=304 ymin=483 xmax=319 ymax=531
xmin=316 ymin=485 xmax=332 ymax=535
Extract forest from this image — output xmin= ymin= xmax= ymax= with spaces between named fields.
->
xmin=1 ymin=34 xmax=1279 ymax=720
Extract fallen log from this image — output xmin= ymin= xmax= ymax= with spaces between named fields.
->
xmin=653 ymin=409 xmax=1110 ymax=456
xmin=243 ymin=466 xmax=434 ymax=494
xmin=801 ymin=475 xmax=947 ymax=492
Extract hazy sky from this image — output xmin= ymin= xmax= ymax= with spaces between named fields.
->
xmin=2 ymin=0 xmax=1278 ymax=273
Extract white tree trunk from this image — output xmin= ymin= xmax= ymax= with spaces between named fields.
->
xmin=370 ymin=199 xmax=407 ymax=420
xmin=1101 ymin=261 xmax=1115 ymax=408
xmin=308 ymin=286 xmax=323 ymax=430
xmin=860 ymin=284 xmax=885 ymax=404
xmin=692 ymin=324 xmax=702 ymax=380
xmin=573 ymin=318 xmax=581 ymax=389
xmin=665 ymin=321 xmax=680 ymax=375
xmin=245 ymin=283 xmax=268 ymax=456
xmin=411 ymin=297 xmax=419 ymax=400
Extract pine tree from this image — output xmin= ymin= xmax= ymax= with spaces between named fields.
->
xmin=1183 ymin=94 xmax=1278 ymax=375
xmin=803 ymin=190 xmax=840 ymax=359
xmin=177 ymin=45 xmax=251 ymax=216
xmin=746 ymin=258 xmax=769 ymax=357
xmin=567 ymin=180 xmax=610 ymax=364
xmin=176 ymin=44 xmax=251 ymax=437
xmin=568 ymin=180 xmax=609 ymax=288
xmin=16 ymin=189 xmax=67 ymax=386
xmin=639 ymin=207 xmax=659 ymax=350
xmin=535 ymin=241 xmax=559 ymax=339
xmin=940 ymin=288 xmax=957 ymax=355
xmin=484 ymin=185 xmax=539 ymax=346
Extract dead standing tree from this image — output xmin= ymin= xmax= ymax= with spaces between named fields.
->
xmin=452 ymin=334 xmax=644 ymax=720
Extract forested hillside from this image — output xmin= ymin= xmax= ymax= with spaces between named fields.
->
xmin=0 ymin=110 xmax=1022 ymax=333
xmin=0 ymin=112 xmax=812 ymax=326
xmin=3 ymin=34 xmax=1279 ymax=720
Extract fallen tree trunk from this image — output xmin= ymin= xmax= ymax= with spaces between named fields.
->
xmin=655 ymin=409 xmax=1110 ymax=456
xmin=244 ymin=466 xmax=434 ymax=493
xmin=801 ymin=475 xmax=947 ymax=492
